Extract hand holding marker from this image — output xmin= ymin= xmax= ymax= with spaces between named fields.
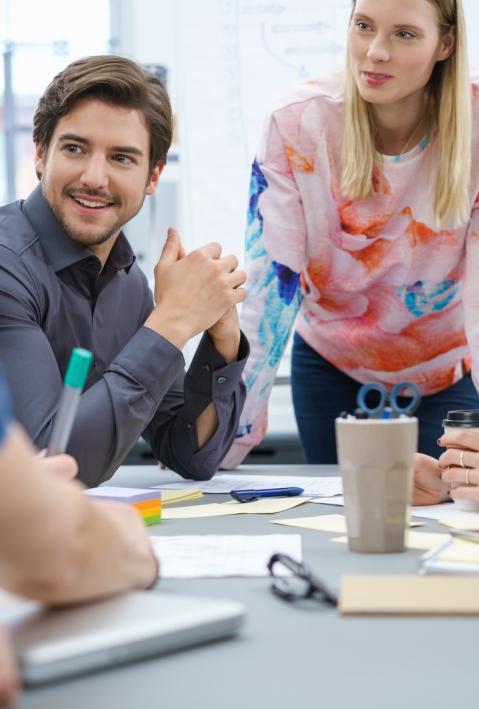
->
xmin=47 ymin=348 xmax=93 ymax=456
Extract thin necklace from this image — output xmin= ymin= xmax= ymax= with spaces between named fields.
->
xmin=376 ymin=120 xmax=424 ymax=162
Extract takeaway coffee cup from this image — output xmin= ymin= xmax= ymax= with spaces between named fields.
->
xmin=335 ymin=416 xmax=418 ymax=552
xmin=443 ymin=410 xmax=479 ymax=512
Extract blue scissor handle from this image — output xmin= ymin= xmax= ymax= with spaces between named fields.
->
xmin=390 ymin=381 xmax=421 ymax=416
xmin=357 ymin=383 xmax=388 ymax=416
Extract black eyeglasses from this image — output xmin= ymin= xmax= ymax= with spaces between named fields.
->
xmin=267 ymin=553 xmax=337 ymax=607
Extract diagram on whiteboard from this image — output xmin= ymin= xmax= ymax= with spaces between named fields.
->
xmin=178 ymin=0 xmax=350 ymax=256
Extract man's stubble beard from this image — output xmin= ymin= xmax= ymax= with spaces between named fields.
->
xmin=53 ymin=205 xmax=125 ymax=248
xmin=48 ymin=190 xmax=146 ymax=248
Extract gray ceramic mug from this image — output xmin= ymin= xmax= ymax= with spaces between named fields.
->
xmin=335 ymin=416 xmax=418 ymax=552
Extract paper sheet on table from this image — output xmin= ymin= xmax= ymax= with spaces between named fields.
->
xmin=163 ymin=497 xmax=310 ymax=519
xmin=411 ymin=503 xmax=479 ymax=524
xmin=156 ymin=473 xmax=342 ymax=497
xmin=339 ymin=576 xmax=479 ymax=615
xmin=439 ymin=515 xmax=479 ymax=531
xmin=272 ymin=514 xmax=423 ymax=533
xmin=309 ymin=497 xmax=479 ymax=528
xmin=332 ymin=531 xmax=449 ymax=551
xmin=150 ymin=534 xmax=302 ymax=578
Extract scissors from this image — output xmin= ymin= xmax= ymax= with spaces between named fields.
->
xmin=357 ymin=381 xmax=421 ymax=419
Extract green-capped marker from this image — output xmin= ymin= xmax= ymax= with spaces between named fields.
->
xmin=47 ymin=348 xmax=93 ymax=456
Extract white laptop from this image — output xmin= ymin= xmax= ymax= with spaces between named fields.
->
xmin=2 ymin=590 xmax=245 ymax=686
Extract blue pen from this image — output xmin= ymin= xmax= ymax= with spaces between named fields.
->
xmin=230 ymin=487 xmax=304 ymax=503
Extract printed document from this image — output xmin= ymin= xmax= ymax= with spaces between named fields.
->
xmin=150 ymin=534 xmax=302 ymax=578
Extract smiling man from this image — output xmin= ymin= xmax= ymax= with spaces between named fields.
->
xmin=0 ymin=55 xmax=248 ymax=485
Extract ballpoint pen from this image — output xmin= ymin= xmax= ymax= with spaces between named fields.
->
xmin=47 ymin=348 xmax=93 ymax=456
xmin=230 ymin=487 xmax=304 ymax=503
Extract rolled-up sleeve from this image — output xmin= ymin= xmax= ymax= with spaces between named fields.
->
xmin=143 ymin=331 xmax=249 ymax=480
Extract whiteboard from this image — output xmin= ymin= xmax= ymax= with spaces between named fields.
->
xmin=177 ymin=0 xmax=479 ymax=260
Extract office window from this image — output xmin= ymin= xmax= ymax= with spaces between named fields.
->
xmin=0 ymin=0 xmax=111 ymax=203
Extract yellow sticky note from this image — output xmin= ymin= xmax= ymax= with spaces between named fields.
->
xmin=332 ymin=531 xmax=449 ymax=551
xmin=160 ymin=490 xmax=203 ymax=505
xmin=273 ymin=514 xmax=424 ymax=534
xmin=227 ymin=497 xmax=310 ymax=514
xmin=438 ymin=539 xmax=479 ymax=564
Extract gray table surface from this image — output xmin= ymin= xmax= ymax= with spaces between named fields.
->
xmin=22 ymin=465 xmax=478 ymax=709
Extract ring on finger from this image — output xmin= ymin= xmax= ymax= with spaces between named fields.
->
xmin=460 ymin=450 xmax=466 ymax=468
xmin=466 ymin=467 xmax=472 ymax=486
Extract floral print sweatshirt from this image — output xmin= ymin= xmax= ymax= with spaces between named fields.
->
xmin=223 ymin=74 xmax=479 ymax=467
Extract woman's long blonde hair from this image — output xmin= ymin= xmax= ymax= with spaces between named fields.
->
xmin=341 ymin=0 xmax=471 ymax=226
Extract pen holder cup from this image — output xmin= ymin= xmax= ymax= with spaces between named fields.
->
xmin=335 ymin=417 xmax=418 ymax=553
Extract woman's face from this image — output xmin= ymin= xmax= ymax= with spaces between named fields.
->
xmin=348 ymin=0 xmax=454 ymax=107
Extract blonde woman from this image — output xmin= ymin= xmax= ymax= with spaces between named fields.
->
xmin=223 ymin=0 xmax=479 ymax=466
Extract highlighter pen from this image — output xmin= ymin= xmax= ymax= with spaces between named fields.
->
xmin=47 ymin=348 xmax=93 ymax=456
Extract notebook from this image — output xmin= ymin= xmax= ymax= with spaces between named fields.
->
xmin=5 ymin=590 xmax=245 ymax=686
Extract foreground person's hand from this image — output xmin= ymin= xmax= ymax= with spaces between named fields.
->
xmin=34 ymin=451 xmax=78 ymax=481
xmin=0 ymin=625 xmax=20 ymax=708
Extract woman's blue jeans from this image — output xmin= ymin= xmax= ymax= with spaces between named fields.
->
xmin=291 ymin=331 xmax=479 ymax=464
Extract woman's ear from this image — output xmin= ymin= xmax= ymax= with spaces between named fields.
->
xmin=437 ymin=26 xmax=456 ymax=62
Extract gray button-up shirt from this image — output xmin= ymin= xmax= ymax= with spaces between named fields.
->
xmin=0 ymin=186 xmax=248 ymax=486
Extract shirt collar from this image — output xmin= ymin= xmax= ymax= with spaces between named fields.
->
xmin=22 ymin=184 xmax=135 ymax=274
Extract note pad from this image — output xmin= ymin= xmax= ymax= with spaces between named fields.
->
xmin=85 ymin=487 xmax=161 ymax=525
xmin=339 ymin=576 xmax=479 ymax=615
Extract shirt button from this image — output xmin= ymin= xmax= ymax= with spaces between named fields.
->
xmin=203 ymin=363 xmax=211 ymax=372
xmin=187 ymin=422 xmax=193 ymax=430
xmin=217 ymin=376 xmax=227 ymax=384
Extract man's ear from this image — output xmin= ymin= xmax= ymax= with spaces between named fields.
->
xmin=34 ymin=143 xmax=46 ymax=178
xmin=145 ymin=161 xmax=164 ymax=195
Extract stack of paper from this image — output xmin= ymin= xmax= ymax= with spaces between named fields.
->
xmin=85 ymin=487 xmax=162 ymax=525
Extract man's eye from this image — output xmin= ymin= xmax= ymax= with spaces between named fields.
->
xmin=355 ymin=21 xmax=371 ymax=31
xmin=114 ymin=154 xmax=133 ymax=164
xmin=64 ymin=144 xmax=82 ymax=154
xmin=398 ymin=30 xmax=415 ymax=39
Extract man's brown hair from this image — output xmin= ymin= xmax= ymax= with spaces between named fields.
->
xmin=33 ymin=55 xmax=173 ymax=171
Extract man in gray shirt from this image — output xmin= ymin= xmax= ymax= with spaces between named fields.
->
xmin=0 ymin=55 xmax=249 ymax=487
